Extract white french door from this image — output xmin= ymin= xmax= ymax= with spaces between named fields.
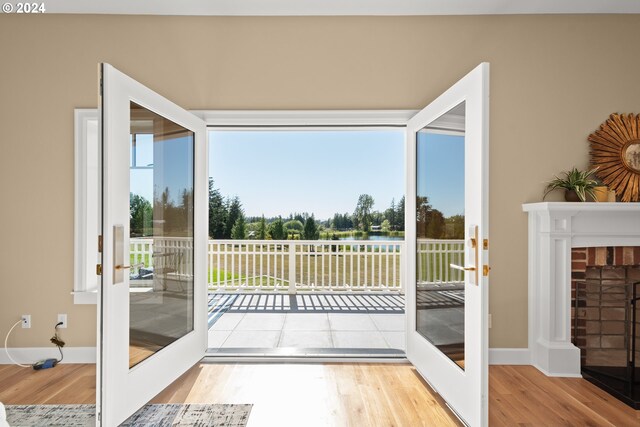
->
xmin=98 ymin=64 xmax=208 ymax=426
xmin=405 ymin=63 xmax=490 ymax=426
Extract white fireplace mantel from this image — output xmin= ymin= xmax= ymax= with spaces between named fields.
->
xmin=522 ymin=202 xmax=640 ymax=377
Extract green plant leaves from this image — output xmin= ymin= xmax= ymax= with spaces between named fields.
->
xmin=543 ymin=167 xmax=599 ymax=202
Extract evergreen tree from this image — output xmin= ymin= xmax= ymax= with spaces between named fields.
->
xmin=269 ymin=216 xmax=286 ymax=240
xmin=330 ymin=212 xmax=354 ymax=230
xmin=231 ymin=215 xmax=247 ymax=240
xmin=385 ymin=198 xmax=397 ymax=230
xmin=396 ymin=196 xmax=405 ymax=231
xmin=294 ymin=213 xmax=308 ymax=223
xmin=208 ymin=179 xmax=227 ymax=239
xmin=257 ymin=215 xmax=267 ymax=240
xmin=331 ymin=213 xmax=340 ymax=230
xmin=302 ymin=215 xmax=319 ymax=240
xmin=225 ymin=196 xmax=243 ymax=239
xmin=344 ymin=212 xmax=353 ymax=229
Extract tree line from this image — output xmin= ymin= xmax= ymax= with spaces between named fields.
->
xmin=130 ymin=188 xmax=193 ymax=237
xmin=130 ymin=179 xmax=463 ymax=240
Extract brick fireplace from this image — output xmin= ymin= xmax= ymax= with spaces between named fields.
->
xmin=571 ymin=246 xmax=640 ymax=408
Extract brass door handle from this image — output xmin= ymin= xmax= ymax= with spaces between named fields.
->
xmin=450 ymin=264 xmax=476 ymax=272
xmin=115 ymin=263 xmax=144 ymax=270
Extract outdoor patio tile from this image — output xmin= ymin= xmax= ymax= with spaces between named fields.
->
xmin=210 ymin=313 xmax=245 ymax=331
xmin=282 ymin=313 xmax=330 ymax=331
xmin=221 ymin=330 xmax=281 ymax=348
xmin=327 ymin=313 xmax=377 ymax=331
xmin=381 ymin=331 xmax=406 ymax=350
xmin=207 ymin=330 xmax=232 ymax=348
xmin=331 ymin=331 xmax=388 ymax=348
xmin=235 ymin=313 xmax=286 ymax=331
xmin=278 ymin=331 xmax=333 ymax=348
xmin=369 ymin=314 xmax=406 ymax=331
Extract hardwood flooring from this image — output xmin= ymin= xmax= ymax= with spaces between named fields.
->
xmin=490 ymin=365 xmax=640 ymax=427
xmin=1 ymin=363 xmax=639 ymax=426
xmin=129 ymin=344 xmax=158 ymax=368
xmin=0 ymin=364 xmax=94 ymax=405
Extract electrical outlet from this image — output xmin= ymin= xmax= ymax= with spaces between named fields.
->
xmin=57 ymin=314 xmax=67 ymax=329
xmin=21 ymin=314 xmax=31 ymax=329
xmin=488 ymin=314 xmax=492 ymax=329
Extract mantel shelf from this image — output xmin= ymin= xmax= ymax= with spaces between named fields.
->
xmin=523 ymin=202 xmax=640 ymax=213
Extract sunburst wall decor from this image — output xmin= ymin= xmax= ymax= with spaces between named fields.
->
xmin=588 ymin=113 xmax=640 ymax=202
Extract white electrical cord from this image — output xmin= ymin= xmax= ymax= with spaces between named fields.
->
xmin=4 ymin=320 xmax=30 ymax=368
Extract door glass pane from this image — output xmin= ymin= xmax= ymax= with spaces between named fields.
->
xmin=415 ymin=102 xmax=466 ymax=370
xmin=129 ymin=102 xmax=194 ymax=368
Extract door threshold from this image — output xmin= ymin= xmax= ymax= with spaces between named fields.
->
xmin=204 ymin=347 xmax=407 ymax=363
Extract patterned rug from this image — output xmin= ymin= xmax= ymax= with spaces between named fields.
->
xmin=5 ymin=403 xmax=252 ymax=427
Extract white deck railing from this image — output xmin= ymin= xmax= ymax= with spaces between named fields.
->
xmin=208 ymin=240 xmax=403 ymax=292
xmin=129 ymin=237 xmax=464 ymax=293
xmin=416 ymin=239 xmax=465 ymax=285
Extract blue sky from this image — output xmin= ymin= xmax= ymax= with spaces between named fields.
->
xmin=130 ymin=129 xmax=465 ymax=220
xmin=417 ymin=131 xmax=465 ymax=218
xmin=208 ymin=130 xmax=405 ymax=219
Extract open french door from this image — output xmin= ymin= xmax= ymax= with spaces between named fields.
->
xmin=98 ymin=64 xmax=207 ymax=426
xmin=405 ymin=63 xmax=490 ymax=426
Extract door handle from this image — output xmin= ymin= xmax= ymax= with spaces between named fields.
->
xmin=453 ymin=225 xmax=480 ymax=285
xmin=450 ymin=264 xmax=476 ymax=272
xmin=469 ymin=225 xmax=479 ymax=285
xmin=115 ymin=263 xmax=144 ymax=270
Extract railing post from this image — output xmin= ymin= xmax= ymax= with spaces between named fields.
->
xmin=288 ymin=242 xmax=296 ymax=294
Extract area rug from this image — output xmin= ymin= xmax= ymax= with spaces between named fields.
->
xmin=5 ymin=403 xmax=252 ymax=427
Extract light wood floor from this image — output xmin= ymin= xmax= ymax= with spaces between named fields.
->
xmin=1 ymin=363 xmax=639 ymax=426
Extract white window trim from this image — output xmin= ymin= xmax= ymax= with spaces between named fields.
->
xmin=73 ymin=109 xmax=415 ymax=304
xmin=74 ymin=109 xmax=101 ymax=304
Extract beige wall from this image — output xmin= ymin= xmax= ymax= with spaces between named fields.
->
xmin=1 ymin=14 xmax=639 ymax=349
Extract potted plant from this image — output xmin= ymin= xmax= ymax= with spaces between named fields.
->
xmin=543 ymin=167 xmax=599 ymax=202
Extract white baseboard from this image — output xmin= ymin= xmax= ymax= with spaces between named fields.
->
xmin=489 ymin=348 xmax=531 ymax=365
xmin=0 ymin=347 xmax=96 ymax=365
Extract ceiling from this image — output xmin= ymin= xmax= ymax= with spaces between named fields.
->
xmin=47 ymin=0 xmax=640 ymax=16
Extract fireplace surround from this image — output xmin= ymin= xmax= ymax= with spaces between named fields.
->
xmin=523 ymin=202 xmax=640 ymax=377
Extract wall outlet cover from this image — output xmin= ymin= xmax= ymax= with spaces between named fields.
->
xmin=57 ymin=314 xmax=67 ymax=329
xmin=21 ymin=314 xmax=31 ymax=329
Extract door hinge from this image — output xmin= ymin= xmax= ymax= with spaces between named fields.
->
xmin=483 ymin=239 xmax=489 ymax=250
xmin=483 ymin=265 xmax=491 ymax=277
xmin=96 ymin=264 xmax=103 ymax=275
xmin=98 ymin=235 xmax=103 ymax=253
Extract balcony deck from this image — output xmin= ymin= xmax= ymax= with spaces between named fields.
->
xmin=206 ymin=288 xmax=464 ymax=354
xmin=207 ymin=292 xmax=405 ymax=353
